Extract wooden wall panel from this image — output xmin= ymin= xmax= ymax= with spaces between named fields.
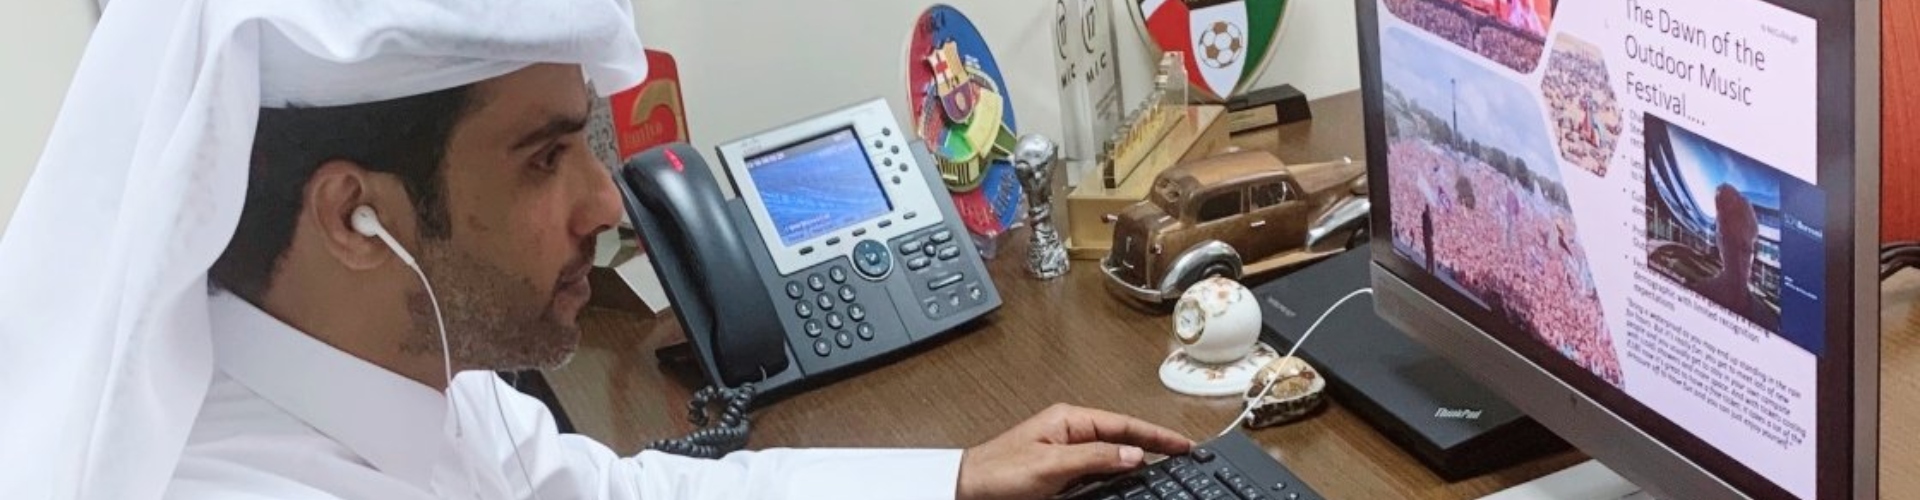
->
xmin=1885 ymin=1 xmax=1919 ymax=242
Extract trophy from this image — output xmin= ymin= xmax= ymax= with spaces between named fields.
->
xmin=1013 ymin=134 xmax=1069 ymax=279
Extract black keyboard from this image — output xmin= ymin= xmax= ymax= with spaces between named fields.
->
xmin=1059 ymin=430 xmax=1322 ymax=500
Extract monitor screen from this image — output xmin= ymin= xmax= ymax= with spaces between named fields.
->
xmin=1365 ymin=0 xmax=1858 ymax=497
xmin=746 ymin=128 xmax=893 ymax=246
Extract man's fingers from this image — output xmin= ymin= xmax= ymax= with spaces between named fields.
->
xmin=1056 ymin=406 xmax=1194 ymax=456
xmin=1047 ymin=442 xmax=1147 ymax=481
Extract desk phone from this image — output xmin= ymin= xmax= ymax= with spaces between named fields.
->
xmin=615 ymin=98 xmax=1001 ymax=402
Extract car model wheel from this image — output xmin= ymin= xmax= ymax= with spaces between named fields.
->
xmin=1345 ymin=223 xmax=1371 ymax=250
xmin=1180 ymin=261 xmax=1239 ymax=293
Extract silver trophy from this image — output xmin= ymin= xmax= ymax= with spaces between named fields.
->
xmin=1013 ymin=134 xmax=1069 ymax=279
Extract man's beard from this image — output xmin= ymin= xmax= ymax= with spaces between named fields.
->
xmin=401 ymin=241 xmax=582 ymax=372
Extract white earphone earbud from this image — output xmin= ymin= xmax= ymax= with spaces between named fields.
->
xmin=352 ymin=205 xmax=418 ymax=268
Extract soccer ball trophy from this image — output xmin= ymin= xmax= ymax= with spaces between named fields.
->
xmin=1013 ymin=134 xmax=1069 ymax=280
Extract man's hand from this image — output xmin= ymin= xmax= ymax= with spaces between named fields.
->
xmin=956 ymin=403 xmax=1194 ymax=500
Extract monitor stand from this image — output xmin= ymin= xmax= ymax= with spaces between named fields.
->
xmin=1479 ymin=460 xmax=1650 ymax=500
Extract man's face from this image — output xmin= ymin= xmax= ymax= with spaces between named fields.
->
xmin=407 ymin=64 xmax=621 ymax=371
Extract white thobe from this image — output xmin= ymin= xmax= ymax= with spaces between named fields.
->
xmin=164 ymin=291 xmax=963 ymax=499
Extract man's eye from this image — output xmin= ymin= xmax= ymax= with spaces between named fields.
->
xmin=534 ymin=144 xmax=566 ymax=172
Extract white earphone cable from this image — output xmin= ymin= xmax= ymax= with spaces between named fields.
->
xmin=1217 ymin=288 xmax=1374 ymax=437
xmin=372 ymin=215 xmax=541 ymax=500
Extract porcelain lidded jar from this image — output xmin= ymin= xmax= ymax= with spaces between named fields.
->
xmin=1173 ymin=276 xmax=1263 ymax=364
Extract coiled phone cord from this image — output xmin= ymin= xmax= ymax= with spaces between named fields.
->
xmin=644 ymin=383 xmax=757 ymax=458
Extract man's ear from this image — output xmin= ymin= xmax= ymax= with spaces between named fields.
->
xmin=306 ymin=160 xmax=410 ymax=271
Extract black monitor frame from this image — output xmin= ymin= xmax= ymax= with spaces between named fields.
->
xmin=1356 ymin=0 xmax=1880 ymax=498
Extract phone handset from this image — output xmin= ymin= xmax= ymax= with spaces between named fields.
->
xmin=616 ymin=144 xmax=790 ymax=387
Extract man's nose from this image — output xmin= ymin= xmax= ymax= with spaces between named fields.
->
xmin=575 ymin=158 xmax=626 ymax=239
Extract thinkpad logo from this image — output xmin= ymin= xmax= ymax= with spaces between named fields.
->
xmin=1434 ymin=407 xmax=1483 ymax=420
xmin=1263 ymin=296 xmax=1298 ymax=318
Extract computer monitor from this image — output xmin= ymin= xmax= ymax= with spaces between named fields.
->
xmin=1356 ymin=0 xmax=1879 ymax=498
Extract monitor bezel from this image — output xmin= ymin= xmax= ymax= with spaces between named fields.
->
xmin=1354 ymin=0 xmax=1880 ymax=498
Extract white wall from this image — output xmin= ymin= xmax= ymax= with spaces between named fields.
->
xmin=0 ymin=1 xmax=96 ymax=238
xmin=0 ymin=0 xmax=1361 ymax=237
xmin=633 ymin=0 xmax=1361 ymax=161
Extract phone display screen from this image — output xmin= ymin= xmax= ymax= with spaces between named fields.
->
xmin=747 ymin=128 xmax=894 ymax=246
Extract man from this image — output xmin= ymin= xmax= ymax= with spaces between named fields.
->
xmin=0 ymin=1 xmax=1187 ymax=499
xmin=1422 ymin=204 xmax=1437 ymax=274
xmin=1696 ymin=184 xmax=1779 ymax=331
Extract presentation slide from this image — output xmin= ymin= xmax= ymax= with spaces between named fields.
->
xmin=1376 ymin=0 xmax=1819 ymax=496
xmin=748 ymin=129 xmax=894 ymax=246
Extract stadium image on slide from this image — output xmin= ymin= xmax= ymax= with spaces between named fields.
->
xmin=749 ymin=130 xmax=894 ymax=246
xmin=1380 ymin=27 xmax=1623 ymax=386
xmin=1378 ymin=0 xmax=1555 ymax=73
xmin=1643 ymin=115 xmax=1825 ymax=353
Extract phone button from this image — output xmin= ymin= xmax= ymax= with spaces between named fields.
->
xmin=925 ymin=301 xmax=942 ymax=317
xmin=853 ymin=228 xmax=868 ymax=237
xmin=785 ymin=282 xmax=804 ymax=299
xmin=852 ymin=240 xmax=892 ymax=279
xmin=835 ymin=332 xmax=854 ymax=349
xmin=923 ymin=244 xmax=939 ymax=258
xmin=826 ymin=237 xmax=842 ymax=246
xmin=900 ymin=240 xmax=924 ymax=255
xmin=904 ymin=211 xmax=919 ymax=220
xmin=838 ymin=285 xmax=857 ymax=302
xmin=929 ymin=272 xmax=966 ymax=290
xmin=826 ymin=312 xmax=844 ymax=330
xmin=907 ymin=256 xmax=931 ymax=271
xmin=816 ymin=294 xmax=834 ymax=310
xmin=878 ymin=219 xmax=894 ymax=228
xmin=804 ymin=320 xmax=823 ymax=337
xmin=800 ymin=246 xmax=815 ymax=255
xmin=829 ymin=266 xmax=848 ymax=283
xmin=856 ymin=323 xmax=875 ymax=340
xmin=813 ymin=340 xmax=832 ymax=357
xmin=938 ymin=245 xmax=960 ymax=261
xmin=931 ymin=229 xmax=953 ymax=243
xmin=795 ymin=302 xmax=814 ymax=319
xmin=807 ymin=274 xmax=826 ymax=291
xmin=848 ymin=304 xmax=867 ymax=322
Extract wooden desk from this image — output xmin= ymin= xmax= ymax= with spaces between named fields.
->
xmin=546 ymin=92 xmax=1585 ymax=499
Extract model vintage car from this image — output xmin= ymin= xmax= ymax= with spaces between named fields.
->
xmin=1101 ymin=150 xmax=1370 ymax=303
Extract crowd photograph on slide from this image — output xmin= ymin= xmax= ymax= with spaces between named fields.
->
xmin=1380 ymin=0 xmax=1556 ymax=73
xmin=1378 ymin=26 xmax=1623 ymax=386
xmin=1540 ymin=34 xmax=1623 ymax=178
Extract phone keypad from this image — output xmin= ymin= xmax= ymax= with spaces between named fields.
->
xmin=893 ymin=226 xmax=989 ymax=320
xmin=787 ymin=258 xmax=885 ymax=358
